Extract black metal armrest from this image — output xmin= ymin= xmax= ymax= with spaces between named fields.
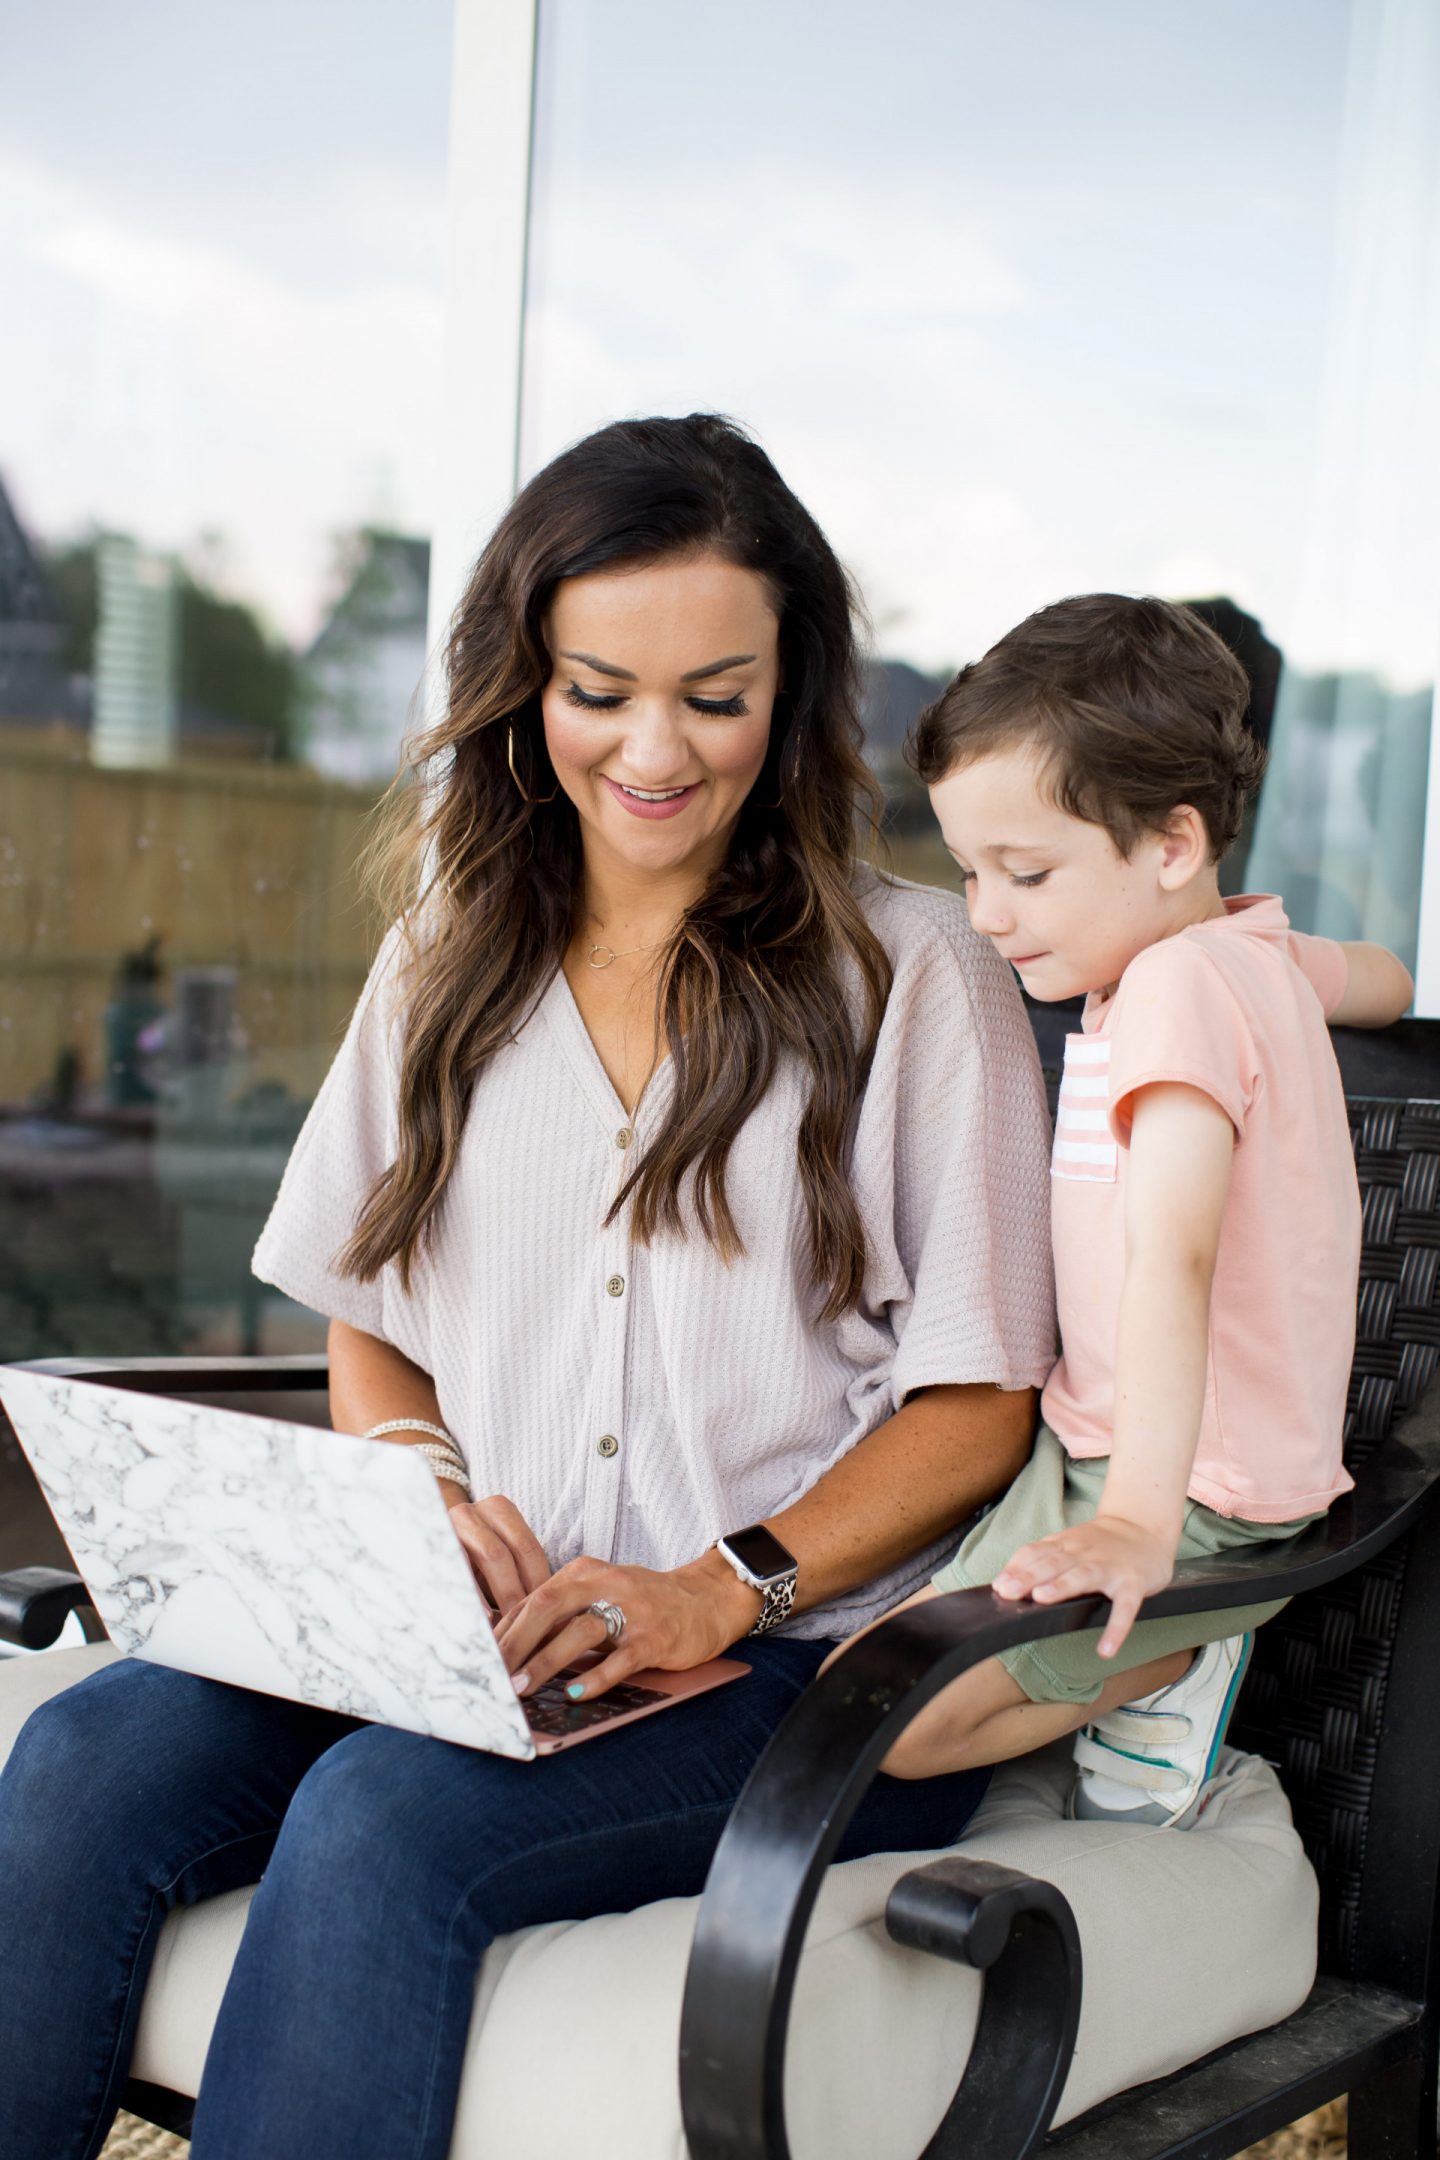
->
xmin=20 ymin=1354 xmax=330 ymax=1394
xmin=675 ymin=1584 xmax=1122 ymax=2160
xmin=885 ymin=1856 xmax=1083 ymax=2160
xmin=679 ymin=1384 xmax=1440 ymax=2160
xmin=0 ymin=1567 xmax=93 ymax=1650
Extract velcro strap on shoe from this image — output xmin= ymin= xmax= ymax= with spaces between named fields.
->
xmin=1073 ymin=1731 xmax=1189 ymax=1793
xmin=1090 ymin=1707 xmax=1192 ymax=1747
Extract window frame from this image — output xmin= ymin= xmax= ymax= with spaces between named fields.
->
xmin=447 ymin=0 xmax=1440 ymax=1015
xmin=425 ymin=0 xmax=540 ymax=716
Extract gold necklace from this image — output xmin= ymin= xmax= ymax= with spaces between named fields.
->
xmin=585 ymin=918 xmax=674 ymax=971
xmin=587 ymin=937 xmax=664 ymax=971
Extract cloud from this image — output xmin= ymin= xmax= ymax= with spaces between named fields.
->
xmin=1 ymin=150 xmax=442 ymax=641
xmin=30 ymin=217 xmax=441 ymax=456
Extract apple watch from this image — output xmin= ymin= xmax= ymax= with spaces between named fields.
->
xmin=715 ymin=1523 xmax=799 ymax=1636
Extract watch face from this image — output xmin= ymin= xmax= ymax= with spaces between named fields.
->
xmin=721 ymin=1524 xmax=796 ymax=1585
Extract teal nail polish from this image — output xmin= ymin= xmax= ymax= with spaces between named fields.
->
xmin=565 ymin=1681 xmax=585 ymax=1701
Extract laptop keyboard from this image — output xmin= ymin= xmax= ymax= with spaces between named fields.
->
xmin=523 ymin=1669 xmax=668 ymax=1738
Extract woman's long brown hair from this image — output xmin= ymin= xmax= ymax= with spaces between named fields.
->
xmin=338 ymin=414 xmax=892 ymax=1322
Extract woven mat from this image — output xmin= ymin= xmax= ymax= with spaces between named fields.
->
xmin=1240 ymin=2100 xmax=1348 ymax=2158
xmin=96 ymin=2096 xmax=1356 ymax=2158
xmin=100 ymin=2114 xmax=188 ymax=2159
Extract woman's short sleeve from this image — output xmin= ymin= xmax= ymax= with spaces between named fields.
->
xmin=851 ymin=885 xmax=1057 ymax=1405
xmin=250 ymin=927 xmax=410 ymax=1341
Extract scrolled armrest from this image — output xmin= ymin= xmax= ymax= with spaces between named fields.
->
xmin=886 ymin=1850 xmax=1079 ymax=1974
xmin=679 ymin=1403 xmax=1440 ymax=2160
xmin=0 ymin=1567 xmax=92 ymax=1650
xmin=678 ymin=1586 xmax=1103 ymax=2160
xmin=886 ymin=1855 xmax=1082 ymax=2160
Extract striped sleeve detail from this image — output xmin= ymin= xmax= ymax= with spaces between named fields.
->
xmin=1051 ymin=1034 xmax=1117 ymax=1182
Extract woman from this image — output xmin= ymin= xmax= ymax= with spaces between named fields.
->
xmin=0 ymin=415 xmax=1055 ymax=2160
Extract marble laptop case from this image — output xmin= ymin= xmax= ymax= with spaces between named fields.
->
xmin=0 ymin=1369 xmax=746 ymax=1762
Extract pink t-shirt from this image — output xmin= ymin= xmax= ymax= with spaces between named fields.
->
xmin=1040 ymin=894 xmax=1358 ymax=1521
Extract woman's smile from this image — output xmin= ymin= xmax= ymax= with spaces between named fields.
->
xmin=601 ymin=774 xmax=706 ymax=819
xmin=541 ymin=552 xmax=779 ymax=884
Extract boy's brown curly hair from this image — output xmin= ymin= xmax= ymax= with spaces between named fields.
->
xmin=908 ymin=593 xmax=1267 ymax=860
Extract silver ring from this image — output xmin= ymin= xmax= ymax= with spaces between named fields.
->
xmin=587 ymin=1598 xmax=627 ymax=1645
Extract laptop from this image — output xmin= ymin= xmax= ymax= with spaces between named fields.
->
xmin=0 ymin=1367 xmax=748 ymax=1761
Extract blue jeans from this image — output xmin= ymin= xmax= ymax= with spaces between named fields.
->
xmin=0 ymin=1642 xmax=988 ymax=2159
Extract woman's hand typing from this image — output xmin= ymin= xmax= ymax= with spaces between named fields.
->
xmin=444 ymin=1494 xmax=553 ymax=1619
xmin=496 ymin=1549 xmax=762 ymax=1700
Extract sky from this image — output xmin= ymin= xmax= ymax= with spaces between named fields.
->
xmin=0 ymin=0 xmax=451 ymax=644
xmin=522 ymin=0 xmax=1439 ymax=688
xmin=2 ymin=0 xmax=1438 ymax=687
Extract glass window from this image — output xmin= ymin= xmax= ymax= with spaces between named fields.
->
xmin=522 ymin=0 xmax=1439 ymax=993
xmin=0 ymin=0 xmax=451 ymax=1364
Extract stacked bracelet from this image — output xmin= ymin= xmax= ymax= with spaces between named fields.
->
xmin=363 ymin=1418 xmax=457 ymax=1448
xmin=412 ymin=1443 xmax=474 ymax=1499
xmin=362 ymin=1420 xmax=474 ymax=1502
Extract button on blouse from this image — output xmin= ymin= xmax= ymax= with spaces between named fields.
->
xmin=251 ymin=875 xmax=1057 ymax=1638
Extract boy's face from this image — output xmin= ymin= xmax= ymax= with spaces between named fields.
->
xmin=928 ymin=746 xmax=1179 ymax=1001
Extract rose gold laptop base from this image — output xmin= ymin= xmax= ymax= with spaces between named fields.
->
xmin=520 ymin=1654 xmax=751 ymax=1753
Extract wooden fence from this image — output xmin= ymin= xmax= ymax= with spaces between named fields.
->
xmin=0 ymin=745 xmax=387 ymax=1107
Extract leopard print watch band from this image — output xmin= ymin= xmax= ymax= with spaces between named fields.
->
xmin=748 ymin=1570 xmax=798 ymax=1636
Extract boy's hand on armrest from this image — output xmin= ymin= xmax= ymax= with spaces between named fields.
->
xmin=994 ymin=1516 xmax=1174 ymax=1659
xmin=1331 ymin=941 xmax=1414 ymax=1028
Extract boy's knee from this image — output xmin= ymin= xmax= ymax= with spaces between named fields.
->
xmin=883 ymin=1709 xmax=987 ymax=1780
xmin=880 ymin=1737 xmax=933 ymax=1780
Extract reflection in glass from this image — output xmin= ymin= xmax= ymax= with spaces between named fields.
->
xmin=92 ymin=535 xmax=178 ymax=770
xmin=302 ymin=529 xmax=432 ymax=784
xmin=1243 ymin=0 xmax=1440 ymax=979
xmin=523 ymin=0 xmax=1437 ymax=985
xmin=0 ymin=1 xmax=450 ymax=1362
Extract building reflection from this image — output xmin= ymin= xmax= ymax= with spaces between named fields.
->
xmin=0 ymin=476 xmax=389 ymax=1361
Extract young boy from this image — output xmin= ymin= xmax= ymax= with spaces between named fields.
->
xmin=877 ymin=593 xmax=1413 ymax=1824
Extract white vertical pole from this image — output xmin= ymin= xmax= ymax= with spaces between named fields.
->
xmin=424 ymin=0 xmax=539 ymax=709
xmin=1412 ymin=680 xmax=1440 ymax=1015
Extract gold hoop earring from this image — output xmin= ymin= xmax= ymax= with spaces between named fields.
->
xmin=507 ymin=723 xmax=557 ymax=806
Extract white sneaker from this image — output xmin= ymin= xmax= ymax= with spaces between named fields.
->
xmin=1070 ymin=1633 xmax=1255 ymax=1829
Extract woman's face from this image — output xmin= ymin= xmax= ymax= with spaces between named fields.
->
xmin=540 ymin=551 xmax=780 ymax=889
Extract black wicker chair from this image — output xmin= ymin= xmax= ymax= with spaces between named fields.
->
xmin=678 ymin=1095 xmax=1440 ymax=2158
xmin=3 ymin=1097 xmax=1439 ymax=2157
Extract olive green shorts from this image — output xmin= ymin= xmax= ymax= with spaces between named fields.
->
xmin=931 ymin=1423 xmax=1320 ymax=1706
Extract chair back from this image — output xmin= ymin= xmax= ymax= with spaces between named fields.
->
xmin=1228 ymin=1099 xmax=1440 ymax=1977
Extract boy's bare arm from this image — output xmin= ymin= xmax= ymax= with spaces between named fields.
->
xmin=1330 ymin=942 xmax=1414 ymax=1028
xmin=993 ymin=1082 xmax=1234 ymax=1656
xmin=1099 ymin=1083 xmax=1233 ymax=1538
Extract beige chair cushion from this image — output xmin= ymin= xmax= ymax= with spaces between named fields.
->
xmin=0 ymin=1644 xmax=1318 ymax=2157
